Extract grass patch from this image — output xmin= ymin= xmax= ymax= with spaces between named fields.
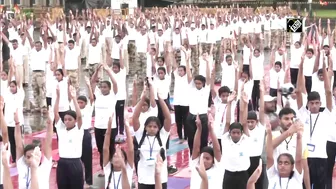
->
xmin=302 ymin=9 xmax=336 ymax=18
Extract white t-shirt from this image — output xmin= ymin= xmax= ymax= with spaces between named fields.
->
xmin=190 ymin=157 xmax=223 ymax=189
xmin=135 ymin=128 xmax=169 ymax=185
xmin=248 ymin=123 xmax=266 ymax=157
xmin=138 ymin=106 xmax=159 ymax=130
xmin=221 ymin=62 xmax=236 ymax=91
xmin=104 ymin=162 xmax=133 ymax=189
xmin=4 ymin=87 xmax=25 ymax=126
xmin=267 ymin=165 xmax=303 ymax=189
xmin=17 ymin=156 xmax=52 ymax=189
xmin=269 ymin=68 xmax=285 ymax=89
xmin=94 ymin=90 xmax=117 ymax=129
xmin=213 ymin=96 xmax=236 ymax=139
xmin=173 ymin=71 xmax=190 ymax=106
xmin=110 ymin=68 xmax=127 ymax=100
xmin=51 ymin=77 xmax=70 ymax=112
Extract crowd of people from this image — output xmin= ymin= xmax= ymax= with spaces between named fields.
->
xmin=0 ymin=4 xmax=336 ymax=189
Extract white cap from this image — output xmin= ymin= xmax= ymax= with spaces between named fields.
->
xmin=264 ymin=95 xmax=277 ymax=102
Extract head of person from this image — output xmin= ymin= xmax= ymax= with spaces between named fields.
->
xmin=277 ymin=47 xmax=284 ymax=55
xmin=11 ymin=39 xmax=18 ymax=49
xmin=202 ymin=51 xmax=208 ymax=60
xmin=68 ymin=39 xmax=75 ymax=49
xmin=141 ymin=27 xmax=147 ymax=35
xmin=264 ymin=95 xmax=277 ymax=113
xmin=157 ymin=67 xmax=166 ymax=80
xmin=115 ymin=35 xmax=121 ymax=43
xmin=150 ymin=47 xmax=156 ymax=56
xmin=112 ymin=62 xmax=121 ymax=74
xmin=307 ymin=91 xmax=321 ymax=113
xmin=201 ymin=24 xmax=206 ymax=30
xmin=247 ymin=111 xmax=258 ymax=130
xmin=157 ymin=57 xmax=165 ymax=66
xmin=63 ymin=110 xmax=77 ymax=130
xmin=55 ymin=69 xmax=64 ymax=82
xmin=274 ymin=61 xmax=282 ymax=72
xmin=225 ymin=55 xmax=233 ymax=65
xmin=317 ymin=69 xmax=324 ymax=81
xmin=23 ymin=142 xmax=42 ymax=166
xmin=77 ymin=96 xmax=88 ymax=109
xmin=9 ymin=80 xmax=18 ymax=94
xmin=305 ymin=48 xmax=314 ymax=58
xmin=323 ymin=45 xmax=330 ymax=53
xmin=200 ymin=147 xmax=215 ymax=170
xmin=277 ymin=153 xmax=295 ymax=178
xmin=218 ymin=86 xmax=230 ymax=103
xmin=100 ymin=81 xmax=112 ymax=95
xmin=141 ymin=97 xmax=151 ymax=113
xmin=253 ymin=48 xmax=261 ymax=57
xmin=143 ymin=116 xmax=161 ymax=136
xmin=91 ymin=38 xmax=97 ymax=47
xmin=0 ymin=71 xmax=8 ymax=81
xmin=47 ymin=37 xmax=53 ymax=45
xmin=279 ymin=107 xmax=296 ymax=131
xmin=240 ymin=70 xmax=250 ymax=81
xmin=106 ymin=149 xmax=127 ymax=185
xmin=210 ymin=23 xmax=214 ymax=29
xmin=35 ymin=41 xmax=42 ymax=51
xmin=294 ymin=41 xmax=301 ymax=49
xmin=194 ymin=75 xmax=206 ymax=90
xmin=177 ymin=65 xmax=186 ymax=77
xmin=174 ymin=27 xmax=180 ymax=34
xmin=158 ymin=29 xmax=163 ymax=36
xmin=86 ymin=26 xmax=91 ymax=33
xmin=229 ymin=122 xmax=244 ymax=143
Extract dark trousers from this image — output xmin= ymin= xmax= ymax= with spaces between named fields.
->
xmin=46 ymin=97 xmax=52 ymax=107
xmin=8 ymin=126 xmax=23 ymax=163
xmin=305 ymin=76 xmax=312 ymax=93
xmin=236 ymin=100 xmax=253 ymax=122
xmin=138 ymin=183 xmax=167 ymax=189
xmin=326 ymin=141 xmax=336 ymax=189
xmin=174 ymin=105 xmax=189 ymax=140
xmin=218 ymin=139 xmax=222 ymax=152
xmin=307 ymin=157 xmax=327 ymax=189
xmin=223 ymin=170 xmax=249 ymax=189
xmin=333 ymin=71 xmax=336 ymax=87
xmin=115 ymin=100 xmax=125 ymax=134
xmin=186 ymin=113 xmax=208 ymax=155
xmin=94 ymin=128 xmax=118 ymax=169
xmin=56 ymin=158 xmax=84 ymax=189
xmin=0 ymin=184 xmax=3 ymax=189
xmin=252 ymin=80 xmax=260 ymax=111
xmin=290 ymin=68 xmax=299 ymax=86
xmin=247 ymin=156 xmax=265 ymax=189
xmin=269 ymin=88 xmax=277 ymax=97
xmin=208 ymin=92 xmax=213 ymax=107
xmin=81 ymin=130 xmax=93 ymax=185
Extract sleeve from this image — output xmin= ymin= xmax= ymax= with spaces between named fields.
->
xmin=293 ymin=167 xmax=304 ymax=181
xmin=160 ymin=127 xmax=170 ymax=142
xmin=55 ymin=119 xmax=65 ymax=130
xmin=266 ymin=165 xmax=277 ymax=178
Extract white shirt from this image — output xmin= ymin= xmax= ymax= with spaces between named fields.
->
xmin=298 ymin=107 xmax=332 ymax=158
xmin=139 ymin=106 xmax=158 ymax=129
xmin=87 ymin=44 xmax=102 ymax=64
xmin=199 ymin=58 xmax=213 ymax=77
xmin=189 ymin=84 xmax=211 ymax=115
xmin=221 ymin=133 xmax=250 ymax=171
xmin=104 ymin=163 xmax=133 ymax=189
xmin=30 ymin=48 xmax=47 ymax=71
xmin=135 ymin=128 xmax=169 ymax=185
xmin=45 ymin=66 xmax=55 ymax=98
xmin=303 ymin=56 xmax=315 ymax=77
xmin=51 ymin=77 xmax=70 ymax=112
xmin=243 ymin=46 xmax=251 ymax=65
xmin=188 ymin=29 xmax=199 ymax=45
xmin=0 ymin=80 xmax=8 ymax=97
xmin=331 ymin=47 xmax=336 ymax=71
xmin=136 ymin=33 xmax=148 ymax=53
xmin=10 ymin=46 xmax=25 ymax=65
xmin=290 ymin=47 xmax=304 ymax=69
xmin=154 ymin=75 xmax=171 ymax=100
xmin=94 ymin=90 xmax=117 ymax=129
xmin=56 ymin=119 xmax=84 ymax=158
xmin=111 ymin=69 xmax=127 ymax=100
xmin=17 ymin=156 xmax=52 ymax=189
xmin=190 ymin=157 xmax=223 ymax=189
xmin=213 ymin=96 xmax=236 ymax=139
xmin=269 ymin=68 xmax=285 ymax=89
xmin=311 ymin=73 xmax=333 ymax=108
xmin=173 ymin=71 xmax=190 ymax=106
xmin=267 ymin=166 xmax=303 ymax=189
xmin=74 ymin=104 xmax=93 ymax=130
xmin=251 ymin=55 xmax=265 ymax=80
xmin=65 ymin=46 xmax=80 ymax=70
xmin=249 ymin=123 xmax=266 ymax=157
xmin=237 ymin=80 xmax=254 ymax=101
xmin=111 ymin=41 xmax=122 ymax=59
xmin=221 ymin=62 xmax=236 ymax=91
xmin=4 ymin=88 xmax=25 ymax=126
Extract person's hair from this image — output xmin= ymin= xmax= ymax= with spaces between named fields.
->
xmin=106 ymin=149 xmax=127 ymax=189
xmin=229 ymin=122 xmax=243 ymax=131
xmin=178 ymin=65 xmax=186 ymax=72
xmin=112 ymin=62 xmax=121 ymax=69
xmin=218 ymin=86 xmax=230 ymax=95
xmin=247 ymin=111 xmax=258 ymax=121
xmin=194 ymin=75 xmax=206 ymax=87
xmin=274 ymin=61 xmax=282 ymax=68
xmin=77 ymin=95 xmax=88 ymax=103
xmin=317 ymin=69 xmax=323 ymax=76
xmin=24 ymin=144 xmax=37 ymax=156
xmin=254 ymin=48 xmax=260 ymax=53
xmin=307 ymin=91 xmax=320 ymax=102
xmin=278 ymin=107 xmax=296 ymax=119
xmin=101 ymin=81 xmax=112 ymax=90
xmin=1 ymin=70 xmax=8 ymax=75
xmin=47 ymin=36 xmax=53 ymax=41
xmin=225 ymin=55 xmax=232 ymax=61
xmin=11 ymin=39 xmax=18 ymax=43
xmin=35 ymin=41 xmax=42 ymax=45
xmin=277 ymin=153 xmax=294 ymax=164
xmin=200 ymin=146 xmax=214 ymax=163
xmin=68 ymin=39 xmax=75 ymax=44
xmin=306 ymin=48 xmax=314 ymax=54
xmin=9 ymin=80 xmax=17 ymax=86
xmin=323 ymin=45 xmax=330 ymax=49
xmin=294 ymin=41 xmax=301 ymax=46
xmin=64 ymin=110 xmax=77 ymax=120
xmin=55 ymin=69 xmax=64 ymax=76
xmin=157 ymin=57 xmax=165 ymax=63
xmin=151 ymin=47 xmax=156 ymax=53
xmin=157 ymin=67 xmax=166 ymax=74
xmin=241 ymin=70 xmax=250 ymax=79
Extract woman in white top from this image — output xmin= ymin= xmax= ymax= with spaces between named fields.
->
xmin=132 ymin=84 xmax=172 ymax=189
xmin=90 ymin=64 xmax=118 ymax=177
xmin=190 ymin=115 xmax=222 ymax=189
xmin=266 ymin=121 xmax=303 ymax=189
xmin=0 ymin=96 xmax=10 ymax=188
xmin=4 ymin=60 xmax=25 ymax=166
xmin=103 ymin=114 xmax=133 ymax=189
xmin=15 ymin=104 xmax=53 ymax=189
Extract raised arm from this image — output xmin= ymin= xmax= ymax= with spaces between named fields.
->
xmin=266 ymin=123 xmax=274 ymax=169
xmin=0 ymin=97 xmax=9 ymax=144
xmin=208 ymin=121 xmax=221 ymax=162
xmin=125 ymin=120 xmax=134 ymax=168
xmin=295 ymin=125 xmax=303 ymax=174
xmin=191 ymin=115 xmax=202 ymax=160
xmin=2 ymin=144 xmax=14 ymax=189
xmin=14 ymin=109 xmax=24 ymax=161
xmin=103 ymin=114 xmax=114 ymax=166
xmin=158 ymin=96 xmax=171 ymax=132
xmin=322 ymin=58 xmax=333 ymax=112
xmin=224 ymin=92 xmax=236 ymax=134
xmin=44 ymin=108 xmax=54 ymax=160
xmin=240 ymin=92 xmax=249 ymax=136
xmin=132 ymin=86 xmax=148 ymax=131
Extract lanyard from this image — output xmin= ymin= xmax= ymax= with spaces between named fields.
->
xmin=220 ymin=105 xmax=227 ymax=123
xmin=26 ymin=167 xmax=31 ymax=189
xmin=279 ymin=176 xmax=290 ymax=189
xmin=310 ymin=113 xmax=320 ymax=140
xmin=112 ymin=171 xmax=122 ymax=189
xmin=147 ymin=136 xmax=156 ymax=158
xmin=281 ymin=131 xmax=293 ymax=150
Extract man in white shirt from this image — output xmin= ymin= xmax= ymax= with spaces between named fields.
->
xmin=86 ymin=38 xmax=102 ymax=79
xmin=188 ymin=23 xmax=199 ymax=76
xmin=64 ymin=38 xmax=80 ymax=91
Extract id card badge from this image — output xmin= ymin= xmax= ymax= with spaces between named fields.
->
xmin=307 ymin=143 xmax=315 ymax=152
xmin=146 ymin=157 xmax=155 ymax=166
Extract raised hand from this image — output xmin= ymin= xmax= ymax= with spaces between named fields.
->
xmin=0 ymin=96 xmax=4 ymax=111
xmin=228 ymin=91 xmax=236 ymax=102
xmin=155 ymin=152 xmax=164 ymax=174
xmin=241 ymin=91 xmax=249 ymax=103
xmin=69 ymin=86 xmax=76 ymax=99
xmin=56 ymin=84 xmax=60 ymax=96
xmin=29 ymin=147 xmax=42 ymax=168
xmin=14 ymin=109 xmax=19 ymax=124
xmin=196 ymin=153 xmax=207 ymax=179
xmin=195 ymin=114 xmax=201 ymax=128
xmin=84 ymin=76 xmax=91 ymax=86
xmin=48 ymin=106 xmax=54 ymax=123
xmin=1 ymin=143 xmax=10 ymax=167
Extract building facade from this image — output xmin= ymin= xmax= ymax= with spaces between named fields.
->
xmin=2 ymin=0 xmax=63 ymax=7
